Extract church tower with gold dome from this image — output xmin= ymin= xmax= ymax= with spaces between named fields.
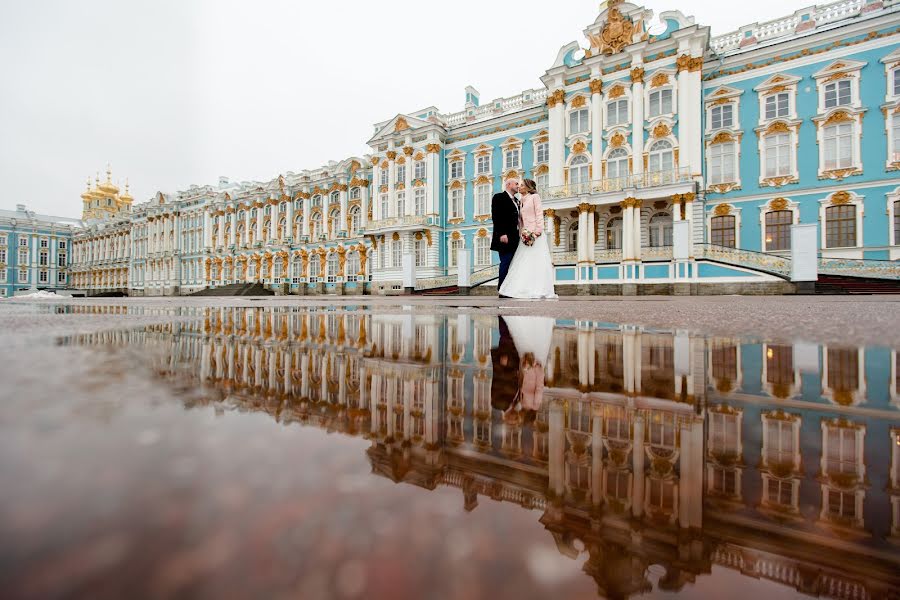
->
xmin=80 ymin=165 xmax=133 ymax=222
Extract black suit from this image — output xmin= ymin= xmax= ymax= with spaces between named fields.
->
xmin=490 ymin=317 xmax=520 ymax=412
xmin=491 ymin=191 xmax=519 ymax=288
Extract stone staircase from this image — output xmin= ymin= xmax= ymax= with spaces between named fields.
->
xmin=190 ymin=283 xmax=274 ymax=297
xmin=815 ymin=275 xmax=900 ymax=295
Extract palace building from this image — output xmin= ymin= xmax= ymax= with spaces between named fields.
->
xmin=25 ymin=0 xmax=900 ymax=295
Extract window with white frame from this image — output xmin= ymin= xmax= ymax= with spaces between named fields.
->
xmin=607 ymin=148 xmax=630 ymax=179
xmin=475 ymin=236 xmax=489 ymax=266
xmin=0 ymin=234 xmax=6 ymax=246
xmin=765 ymin=93 xmax=790 ymax=120
xmin=648 ymin=88 xmax=673 ymax=117
xmin=18 ymin=237 xmax=28 ymax=247
xmin=414 ymin=188 xmax=425 ymax=215
xmin=0 ymin=249 xmax=5 ymax=263
xmin=307 ymin=256 xmax=319 ymax=280
xmin=476 ymin=154 xmax=490 ymax=174
xmin=764 ymin=133 xmax=792 ymax=177
xmin=711 ymin=215 xmax=736 ymax=247
xmin=380 ymin=168 xmax=389 ymax=185
xmin=892 ymin=119 xmax=900 ymax=162
xmin=825 ymin=204 xmax=857 ymax=248
xmin=57 ymin=253 xmax=65 ymax=267
xmin=708 ymin=141 xmax=737 ymax=184
xmin=569 ymin=108 xmax=589 ymax=134
xmin=273 ymin=259 xmax=283 ymax=281
xmin=380 ymin=194 xmax=389 ymax=219
xmin=824 ymin=80 xmax=852 ymax=109
xmin=311 ymin=214 xmax=322 ymax=239
xmin=58 ymin=240 xmax=66 ymax=250
xmin=476 ymin=184 xmax=490 ymax=215
xmin=326 ymin=253 xmax=338 ymax=282
xmin=396 ymin=164 xmax=406 ymax=184
xmin=450 ymin=160 xmax=463 ymax=179
xmin=18 ymin=269 xmax=27 ymax=283
xmin=765 ymin=210 xmax=792 ymax=251
xmin=894 ymin=199 xmax=900 ymax=245
xmin=505 ymin=148 xmax=521 ymax=170
xmin=38 ymin=270 xmax=48 ymax=283
xmin=291 ymin=257 xmax=303 ymax=283
xmin=18 ymin=249 xmax=27 ymax=264
xmin=414 ymin=160 xmax=426 ymax=180
xmin=0 ymin=270 xmax=6 ymax=283
xmin=450 ymin=188 xmax=463 ymax=218
xmin=396 ymin=192 xmax=405 ymax=217
xmin=607 ymin=99 xmax=628 ymax=126
xmin=536 ymin=142 xmax=549 ymax=164
xmin=823 ymin=123 xmax=854 ymax=170
xmin=569 ymin=155 xmax=590 ymax=185
xmin=892 ymin=68 xmax=900 ymax=97
xmin=710 ymin=104 xmax=733 ymax=129
xmin=39 ymin=238 xmax=48 ymax=248
xmin=649 ymin=212 xmax=673 ymax=247
xmin=349 ymin=206 xmax=361 ymax=233
xmin=606 ymin=217 xmax=622 ymax=249
xmin=536 ymin=173 xmax=549 ymax=192
xmin=347 ymin=251 xmax=360 ymax=279
xmin=414 ymin=238 xmax=426 ymax=267
xmin=648 ymin=140 xmax=674 ymax=173
xmin=391 ymin=240 xmax=402 ymax=268
xmin=449 ymin=239 xmax=464 ymax=267
xmin=350 ymin=187 xmax=360 ymax=200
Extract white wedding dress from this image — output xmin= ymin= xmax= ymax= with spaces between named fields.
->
xmin=503 ymin=316 xmax=555 ymax=365
xmin=497 ymin=232 xmax=558 ymax=299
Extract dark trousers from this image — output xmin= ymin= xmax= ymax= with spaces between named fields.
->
xmin=497 ymin=251 xmax=515 ymax=291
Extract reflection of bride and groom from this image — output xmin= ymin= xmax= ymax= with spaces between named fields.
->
xmin=490 ymin=316 xmax=554 ymax=423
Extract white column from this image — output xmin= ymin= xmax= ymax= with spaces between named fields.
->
xmin=360 ymin=182 xmax=370 ymax=229
xmin=632 ymin=414 xmax=645 ymax=517
xmin=302 ymin=193 xmax=311 ymax=237
xmin=586 ymin=209 xmax=596 ymax=263
xmin=548 ymin=91 xmax=566 ymax=188
xmin=387 ymin=154 xmax=396 ymax=218
xmin=404 ymin=154 xmax=414 ymax=217
xmin=229 ymin=210 xmax=237 ymax=246
xmin=427 ymin=146 xmax=440 ymax=215
xmin=590 ymin=79 xmax=603 ymax=181
xmin=631 ymin=66 xmax=645 ymax=175
xmin=577 ymin=208 xmax=589 ymax=263
xmin=632 ymin=202 xmax=642 ymax=261
xmin=339 ymin=186 xmax=348 ymax=234
xmin=255 ymin=206 xmax=263 ymax=242
xmin=622 ymin=201 xmax=634 ymax=261
xmin=203 ymin=211 xmax=212 ymax=249
xmin=677 ymin=61 xmax=690 ymax=174
xmin=285 ymin=199 xmax=294 ymax=241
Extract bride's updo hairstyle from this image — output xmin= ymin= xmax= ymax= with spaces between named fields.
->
xmin=521 ymin=178 xmax=538 ymax=195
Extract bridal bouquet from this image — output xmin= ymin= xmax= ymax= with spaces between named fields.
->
xmin=520 ymin=229 xmax=538 ymax=246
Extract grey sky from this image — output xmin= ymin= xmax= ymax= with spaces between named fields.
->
xmin=0 ymin=0 xmax=812 ymax=218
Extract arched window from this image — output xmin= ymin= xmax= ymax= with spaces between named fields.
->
xmin=294 ymin=214 xmax=303 ymax=239
xmin=825 ymin=204 xmax=857 ymax=248
xmin=350 ymin=187 xmax=360 ymax=200
xmin=606 ymin=217 xmax=623 ymax=250
xmin=330 ymin=191 xmax=340 ymax=205
xmin=236 ymin=260 xmax=245 ymax=281
xmin=567 ymin=221 xmax=579 ymax=252
xmin=349 ymin=206 xmax=361 ymax=233
xmin=328 ymin=210 xmax=340 ymax=237
xmin=346 ymin=251 xmax=360 ymax=281
xmin=278 ymin=217 xmax=286 ymax=239
xmin=291 ymin=256 xmax=303 ymax=283
xmin=649 ymin=212 xmax=673 ymax=247
xmin=311 ymin=213 xmax=322 ymax=239
xmin=607 ymin=148 xmax=630 ymax=180
xmin=312 ymin=195 xmax=322 ymax=208
xmin=765 ymin=210 xmax=792 ymax=251
xmin=326 ymin=252 xmax=339 ymax=282
xmin=308 ymin=255 xmax=320 ymax=280
xmin=569 ymin=155 xmax=590 ymax=186
xmin=711 ymin=215 xmax=736 ymax=248
xmin=648 ymin=140 xmax=674 ymax=173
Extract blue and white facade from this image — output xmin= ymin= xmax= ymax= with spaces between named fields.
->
xmin=53 ymin=0 xmax=900 ymax=295
xmin=0 ymin=204 xmax=80 ymax=297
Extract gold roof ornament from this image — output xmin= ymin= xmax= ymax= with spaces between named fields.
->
xmin=588 ymin=0 xmax=641 ymax=56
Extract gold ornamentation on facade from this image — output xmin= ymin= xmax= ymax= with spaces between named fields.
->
xmin=707 ymin=183 xmax=740 ymax=194
xmin=449 ymin=180 xmax=463 ymax=189
xmin=571 ymin=95 xmax=587 ymax=108
xmin=504 ymin=169 xmax=519 ymax=180
xmin=713 ymin=204 xmax=732 ymax=216
xmin=386 ymin=150 xmax=397 ymax=161
xmin=396 ymin=183 xmax=405 ymax=191
xmin=610 ymin=132 xmax=625 ymax=148
xmin=831 ymin=191 xmax=852 ymax=204
xmin=608 ymin=84 xmax=625 ymax=99
xmin=620 ymin=197 xmax=641 ymax=209
xmin=413 ymin=152 xmax=425 ymax=161
xmin=682 ymin=192 xmax=695 ymax=203
xmin=630 ymin=67 xmax=644 ymax=83
xmin=395 ymin=156 xmax=405 ymax=165
xmin=770 ymin=198 xmax=789 ymax=211
xmin=475 ymin=175 xmax=492 ymax=185
xmin=425 ymin=143 xmax=441 ymax=154
xmin=394 ymin=117 xmax=409 ymax=132
xmin=762 ymin=176 xmax=797 ymax=187
xmin=652 ymin=123 xmax=670 ymax=138
xmin=710 ymin=131 xmax=735 ymax=145
xmin=546 ymin=89 xmax=566 ymax=108
xmin=379 ymin=184 xmax=388 ymax=193
xmin=349 ymin=176 xmax=369 ymax=188
xmin=577 ymin=202 xmax=594 ymax=214
xmin=476 ymin=228 xmax=488 ymax=238
xmin=451 ymin=231 xmax=461 ymax=240
xmin=820 ymin=168 xmax=861 ymax=181
xmin=765 ymin=121 xmax=792 ymax=135
xmin=823 ymin=110 xmax=854 ymax=126
xmin=589 ymin=79 xmax=603 ymax=94
xmin=424 ymin=229 xmax=432 ymax=246
xmin=403 ymin=146 xmax=414 ymax=156
xmin=589 ymin=1 xmax=638 ymax=55
xmin=650 ymin=72 xmax=670 ymax=88
xmin=534 ymin=164 xmax=549 ymax=175
xmin=413 ymin=179 xmax=426 ymax=187
xmin=572 ymin=140 xmax=587 ymax=154
xmin=369 ymin=156 xmax=380 ymax=165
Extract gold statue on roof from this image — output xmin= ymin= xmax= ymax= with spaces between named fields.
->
xmin=588 ymin=0 xmax=641 ymax=56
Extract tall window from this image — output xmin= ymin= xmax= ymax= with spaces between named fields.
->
xmin=414 ymin=160 xmax=426 ymax=180
xmin=536 ymin=142 xmax=549 ymax=164
xmin=765 ymin=210 xmax=792 ymax=251
xmin=764 ymin=134 xmax=791 ymax=177
xmin=569 ymin=108 xmax=589 ymax=134
xmin=326 ymin=253 xmax=339 ymax=282
xmin=349 ymin=206 xmax=361 ymax=233
xmin=414 ymin=239 xmax=426 ymax=267
xmin=569 ymin=155 xmax=590 ymax=185
xmin=449 ymin=239 xmax=463 ymax=267
xmin=311 ymin=214 xmax=322 ymax=239
xmin=649 ymin=212 xmax=672 ymax=247
xmin=606 ymin=217 xmax=622 ymax=249
xmin=823 ymin=123 xmax=853 ymax=170
xmin=0 ymin=249 xmax=6 ymax=264
xmin=892 ymin=119 xmax=900 ymax=162
xmin=826 ymin=204 xmax=856 ymax=248
xmin=505 ymin=148 xmax=521 ymax=170
xmin=18 ymin=237 xmax=28 ymax=247
xmin=328 ymin=210 xmax=340 ymax=237
xmin=648 ymin=140 xmax=674 ymax=173
xmin=567 ymin=221 xmax=579 ymax=252
xmin=308 ymin=255 xmax=319 ymax=280
xmin=380 ymin=168 xmax=389 ymax=185
xmin=536 ymin=173 xmax=549 ymax=192
xmin=347 ymin=251 xmax=360 ymax=279
xmin=450 ymin=161 xmax=463 ymax=179
xmin=380 ymin=194 xmax=389 ymax=219
xmin=607 ymin=99 xmax=628 ymax=126
xmin=708 ymin=142 xmax=736 ymax=184
xmin=475 ymin=236 xmax=490 ymax=266
xmin=476 ymin=154 xmax=490 ymax=174
xmin=710 ymin=104 xmax=733 ymax=129
xmin=38 ymin=251 xmax=48 ymax=266
xmin=711 ymin=215 xmax=736 ymax=247
xmin=476 ymin=184 xmax=490 ymax=215
xmin=396 ymin=164 xmax=406 ymax=184
xmin=765 ymin=93 xmax=789 ymax=119
xmin=893 ymin=69 xmax=900 ymax=96
xmin=648 ymin=89 xmax=673 ymax=117
xmin=414 ymin=189 xmax=425 ymax=216
xmin=450 ymin=189 xmax=463 ymax=218
xmin=824 ymin=80 xmax=851 ymax=109
xmin=391 ymin=241 xmax=401 ymax=268
xmin=607 ymin=148 xmax=630 ymax=179
xmin=396 ymin=192 xmax=405 ymax=217
xmin=894 ymin=200 xmax=900 ymax=245
xmin=827 ymin=349 xmax=859 ymax=401
xmin=350 ymin=187 xmax=360 ymax=200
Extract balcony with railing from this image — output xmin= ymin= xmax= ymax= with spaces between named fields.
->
xmin=363 ymin=214 xmax=438 ymax=232
xmin=541 ymin=167 xmax=693 ymax=201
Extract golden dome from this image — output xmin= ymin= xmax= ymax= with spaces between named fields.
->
xmin=119 ymin=180 xmax=134 ymax=203
xmin=97 ymin=165 xmax=119 ymax=194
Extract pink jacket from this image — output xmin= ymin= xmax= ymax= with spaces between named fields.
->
xmin=520 ymin=193 xmax=544 ymax=235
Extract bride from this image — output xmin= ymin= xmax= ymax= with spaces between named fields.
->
xmin=498 ymin=178 xmax=558 ymax=299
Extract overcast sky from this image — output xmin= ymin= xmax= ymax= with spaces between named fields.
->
xmin=0 ymin=0 xmax=812 ymax=218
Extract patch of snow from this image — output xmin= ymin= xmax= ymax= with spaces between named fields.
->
xmin=8 ymin=290 xmax=60 ymax=299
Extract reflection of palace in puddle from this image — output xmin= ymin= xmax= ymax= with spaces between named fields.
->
xmin=64 ymin=308 xmax=900 ymax=599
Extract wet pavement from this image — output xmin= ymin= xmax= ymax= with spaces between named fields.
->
xmin=0 ymin=300 xmax=899 ymax=599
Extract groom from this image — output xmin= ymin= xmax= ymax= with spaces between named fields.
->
xmin=490 ymin=177 xmax=520 ymax=293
